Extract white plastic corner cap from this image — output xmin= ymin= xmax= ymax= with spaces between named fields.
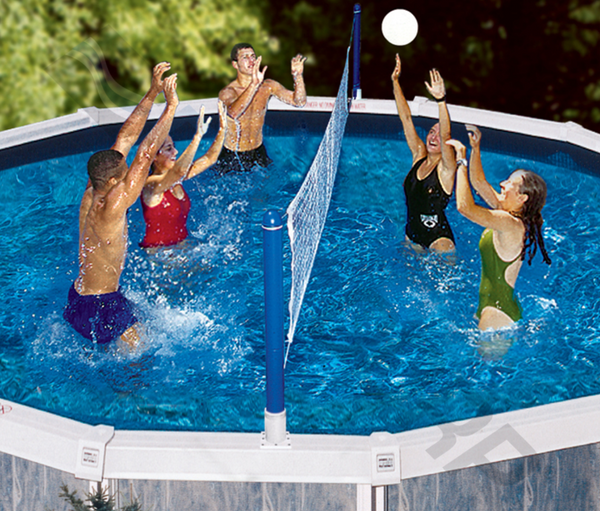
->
xmin=369 ymin=432 xmax=401 ymax=486
xmin=75 ymin=425 xmax=115 ymax=482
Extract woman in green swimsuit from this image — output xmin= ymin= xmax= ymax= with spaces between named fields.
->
xmin=447 ymin=126 xmax=551 ymax=330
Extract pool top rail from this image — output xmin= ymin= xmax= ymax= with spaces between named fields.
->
xmin=2 ymin=392 xmax=600 ymax=484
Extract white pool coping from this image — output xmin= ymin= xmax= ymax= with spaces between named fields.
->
xmin=2 ymin=393 xmax=600 ymax=484
xmin=2 ymin=95 xmax=600 ymax=153
xmin=1 ymin=96 xmax=600 ymax=485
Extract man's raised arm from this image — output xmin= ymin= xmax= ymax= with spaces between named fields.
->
xmin=111 ymin=62 xmax=171 ymax=158
xmin=270 ymin=54 xmax=307 ymax=107
xmin=120 ymin=74 xmax=179 ymax=203
xmin=219 ymin=57 xmax=265 ymax=119
xmin=289 ymin=54 xmax=307 ymax=106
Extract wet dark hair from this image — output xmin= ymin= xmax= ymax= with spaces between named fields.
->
xmin=87 ymin=150 xmax=125 ymax=190
xmin=515 ymin=170 xmax=551 ymax=265
xmin=230 ymin=43 xmax=254 ymax=62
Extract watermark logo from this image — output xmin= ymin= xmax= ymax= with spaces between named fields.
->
xmin=45 ymin=26 xmax=142 ymax=119
xmin=427 ymin=415 xmax=538 ymax=485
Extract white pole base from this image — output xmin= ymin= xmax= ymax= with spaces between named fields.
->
xmin=262 ymin=409 xmax=291 ymax=448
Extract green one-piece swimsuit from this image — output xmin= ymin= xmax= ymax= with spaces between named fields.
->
xmin=476 ymin=229 xmax=523 ymax=322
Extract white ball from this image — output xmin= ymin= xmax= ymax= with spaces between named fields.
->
xmin=381 ymin=9 xmax=419 ymax=46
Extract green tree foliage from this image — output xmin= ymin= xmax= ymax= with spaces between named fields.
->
xmin=0 ymin=0 xmax=272 ymax=131
xmin=265 ymin=0 xmax=600 ymax=132
xmin=1 ymin=0 xmax=599 ymax=132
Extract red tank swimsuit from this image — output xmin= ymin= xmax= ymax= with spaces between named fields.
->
xmin=140 ymin=187 xmax=191 ymax=248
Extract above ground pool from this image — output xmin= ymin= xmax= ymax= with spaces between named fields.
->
xmin=1 ymin=107 xmax=599 ymax=436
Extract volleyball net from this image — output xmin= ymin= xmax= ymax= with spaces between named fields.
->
xmin=285 ymin=48 xmax=351 ymax=362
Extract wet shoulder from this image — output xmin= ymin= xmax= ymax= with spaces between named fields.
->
xmin=262 ymin=78 xmax=284 ymax=94
xmin=218 ymin=83 xmax=241 ymax=104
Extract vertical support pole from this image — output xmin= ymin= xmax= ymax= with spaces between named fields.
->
xmin=262 ymin=210 xmax=287 ymax=445
xmin=352 ymin=3 xmax=362 ymax=100
xmin=372 ymin=486 xmax=388 ymax=511
xmin=357 ymin=485 xmax=389 ymax=511
xmin=356 ymin=485 xmax=372 ymax=511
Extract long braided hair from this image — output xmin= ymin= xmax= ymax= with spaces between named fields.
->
xmin=514 ymin=170 xmax=551 ymax=265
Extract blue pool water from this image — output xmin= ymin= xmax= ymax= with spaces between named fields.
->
xmin=1 ymin=115 xmax=599 ymax=435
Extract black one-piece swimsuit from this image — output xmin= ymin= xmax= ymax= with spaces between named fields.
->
xmin=403 ymin=157 xmax=454 ymax=248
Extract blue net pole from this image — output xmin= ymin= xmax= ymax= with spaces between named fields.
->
xmin=262 ymin=210 xmax=284 ymax=414
xmin=352 ymin=3 xmax=362 ymax=99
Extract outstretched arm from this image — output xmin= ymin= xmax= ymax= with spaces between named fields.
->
xmin=391 ymin=54 xmax=426 ymax=162
xmin=219 ymin=56 xmax=266 ymax=118
xmin=426 ymin=68 xmax=456 ymax=193
xmin=449 ymin=139 xmax=515 ymax=231
xmin=187 ymin=100 xmax=227 ymax=179
xmin=111 ymin=62 xmax=170 ymax=158
xmin=113 ymin=74 xmax=179 ymax=211
xmin=269 ymin=54 xmax=307 ymax=107
xmin=145 ymin=104 xmax=213 ymax=198
xmin=465 ymin=125 xmax=501 ymax=209
xmin=450 ymin=139 xmax=477 ymax=220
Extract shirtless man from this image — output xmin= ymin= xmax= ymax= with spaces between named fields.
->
xmin=215 ymin=43 xmax=307 ymax=173
xmin=63 ymin=63 xmax=179 ymax=347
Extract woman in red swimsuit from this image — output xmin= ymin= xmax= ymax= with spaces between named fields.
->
xmin=140 ymin=101 xmax=226 ymax=248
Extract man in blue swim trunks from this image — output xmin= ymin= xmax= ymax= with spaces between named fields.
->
xmin=63 ymin=63 xmax=179 ymax=348
xmin=215 ymin=43 xmax=307 ymax=173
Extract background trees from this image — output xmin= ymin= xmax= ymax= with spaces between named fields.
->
xmin=0 ymin=0 xmax=271 ymax=131
xmin=1 ymin=0 xmax=599 ymax=132
xmin=266 ymin=0 xmax=600 ymax=131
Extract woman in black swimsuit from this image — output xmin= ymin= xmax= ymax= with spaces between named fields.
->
xmin=392 ymin=54 xmax=457 ymax=252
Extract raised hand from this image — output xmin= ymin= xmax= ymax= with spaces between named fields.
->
xmin=251 ymin=56 xmax=267 ymax=86
xmin=196 ymin=105 xmax=211 ymax=136
xmin=162 ymin=74 xmax=179 ymax=107
xmin=150 ymin=62 xmax=171 ymax=95
xmin=425 ymin=68 xmax=446 ymax=101
xmin=466 ymin=124 xmax=482 ymax=148
xmin=291 ymin=54 xmax=306 ymax=76
xmin=392 ymin=53 xmax=401 ymax=82
xmin=446 ymin=139 xmax=467 ymax=159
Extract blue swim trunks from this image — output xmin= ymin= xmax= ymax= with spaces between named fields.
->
xmin=63 ymin=284 xmax=138 ymax=344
